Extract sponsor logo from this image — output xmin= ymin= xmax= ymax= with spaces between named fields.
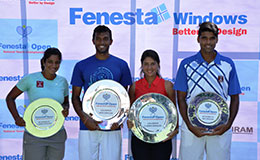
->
xmin=0 ymin=122 xmax=24 ymax=133
xmin=65 ymin=116 xmax=80 ymax=121
xmin=28 ymin=0 xmax=55 ymax=5
xmin=232 ymin=126 xmax=253 ymax=135
xmin=36 ymin=81 xmax=44 ymax=88
xmin=173 ymin=12 xmax=247 ymax=25
xmin=0 ymin=43 xmax=51 ymax=52
xmin=70 ymin=7 xmax=247 ymax=26
xmin=151 ymin=3 xmax=171 ymax=23
xmin=89 ymin=67 xmax=114 ymax=86
xmin=172 ymin=27 xmax=247 ymax=36
xmin=218 ymin=76 xmax=224 ymax=82
xmin=240 ymin=86 xmax=250 ymax=95
xmin=0 ymin=154 xmax=22 ymax=160
xmin=0 ymin=19 xmax=57 ymax=58
xmin=16 ymin=25 xmax=32 ymax=41
xmin=70 ymin=8 xmax=158 ymax=25
xmin=172 ymin=12 xmax=247 ymax=36
xmin=0 ymin=75 xmax=23 ymax=81
xmin=70 ymin=4 xmax=247 ymax=24
xmin=69 ymin=4 xmax=248 ymax=37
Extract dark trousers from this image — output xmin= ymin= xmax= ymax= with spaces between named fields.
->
xmin=131 ymin=135 xmax=172 ymax=160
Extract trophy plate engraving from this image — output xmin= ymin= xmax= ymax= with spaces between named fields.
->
xmin=188 ymin=92 xmax=229 ymax=131
xmin=128 ymin=93 xmax=177 ymax=143
xmin=23 ymin=98 xmax=64 ymax=138
xmin=82 ymin=79 xmax=130 ymax=130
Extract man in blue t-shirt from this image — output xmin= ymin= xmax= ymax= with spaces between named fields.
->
xmin=71 ymin=25 xmax=132 ymax=160
xmin=174 ymin=22 xmax=241 ymax=160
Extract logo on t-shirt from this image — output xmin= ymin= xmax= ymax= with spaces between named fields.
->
xmin=218 ymin=76 xmax=224 ymax=82
xmin=89 ymin=67 xmax=113 ymax=86
xmin=36 ymin=81 xmax=44 ymax=88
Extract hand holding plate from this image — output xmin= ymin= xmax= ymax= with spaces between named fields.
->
xmin=82 ymin=112 xmax=101 ymax=130
xmin=110 ymin=122 xmax=120 ymax=130
xmin=163 ymin=128 xmax=179 ymax=142
xmin=188 ymin=125 xmax=210 ymax=137
xmin=15 ymin=117 xmax=26 ymax=126
xmin=62 ymin=108 xmax=69 ymax=117
xmin=208 ymin=123 xmax=230 ymax=136
xmin=127 ymin=119 xmax=134 ymax=129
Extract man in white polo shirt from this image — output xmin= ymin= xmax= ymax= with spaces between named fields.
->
xmin=174 ymin=22 xmax=241 ymax=160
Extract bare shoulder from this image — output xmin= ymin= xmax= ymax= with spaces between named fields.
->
xmin=164 ymin=80 xmax=176 ymax=104
xmin=165 ymin=80 xmax=173 ymax=89
xmin=128 ymin=82 xmax=136 ymax=96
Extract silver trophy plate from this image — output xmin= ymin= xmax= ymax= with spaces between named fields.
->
xmin=188 ymin=92 xmax=229 ymax=131
xmin=23 ymin=98 xmax=65 ymax=138
xmin=82 ymin=79 xmax=130 ymax=130
xmin=128 ymin=93 xmax=177 ymax=143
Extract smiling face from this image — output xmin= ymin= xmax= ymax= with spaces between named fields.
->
xmin=198 ymin=31 xmax=218 ymax=54
xmin=42 ymin=55 xmax=61 ymax=75
xmin=142 ymin=57 xmax=160 ymax=78
xmin=92 ymin=32 xmax=113 ymax=55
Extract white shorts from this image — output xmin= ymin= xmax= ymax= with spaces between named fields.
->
xmin=78 ymin=130 xmax=122 ymax=160
xmin=179 ymin=123 xmax=232 ymax=160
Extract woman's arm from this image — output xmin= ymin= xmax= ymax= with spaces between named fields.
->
xmin=6 ymin=86 xmax=25 ymax=126
xmin=127 ymin=82 xmax=136 ymax=129
xmin=62 ymin=96 xmax=69 ymax=117
xmin=128 ymin=82 xmax=136 ymax=106
xmin=163 ymin=80 xmax=179 ymax=141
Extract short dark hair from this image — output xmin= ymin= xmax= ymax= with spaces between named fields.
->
xmin=140 ymin=49 xmax=161 ymax=78
xmin=41 ymin=47 xmax=62 ymax=71
xmin=198 ymin=22 xmax=219 ymax=38
xmin=92 ymin=25 xmax=112 ymax=40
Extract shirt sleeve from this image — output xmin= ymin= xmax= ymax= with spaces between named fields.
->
xmin=119 ymin=61 xmax=132 ymax=87
xmin=174 ymin=60 xmax=188 ymax=92
xmin=16 ymin=74 xmax=30 ymax=92
xmin=70 ymin=62 xmax=84 ymax=87
xmin=64 ymin=78 xmax=69 ymax=97
xmin=228 ymin=61 xmax=241 ymax=95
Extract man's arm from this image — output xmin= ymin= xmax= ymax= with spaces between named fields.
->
xmin=177 ymin=90 xmax=208 ymax=137
xmin=71 ymin=86 xmax=100 ymax=130
xmin=110 ymin=84 xmax=130 ymax=130
xmin=211 ymin=94 xmax=239 ymax=135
